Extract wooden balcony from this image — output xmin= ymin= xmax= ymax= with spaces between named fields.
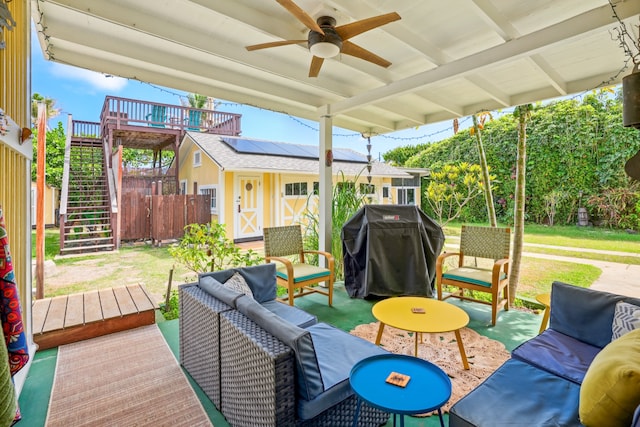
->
xmin=71 ymin=96 xmax=242 ymax=151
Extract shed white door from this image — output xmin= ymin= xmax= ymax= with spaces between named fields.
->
xmin=234 ymin=175 xmax=263 ymax=240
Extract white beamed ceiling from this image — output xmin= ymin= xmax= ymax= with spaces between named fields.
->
xmin=32 ymin=0 xmax=640 ymax=134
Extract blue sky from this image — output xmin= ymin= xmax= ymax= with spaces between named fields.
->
xmin=31 ymin=31 xmax=461 ymax=160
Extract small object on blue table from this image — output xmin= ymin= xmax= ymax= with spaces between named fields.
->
xmin=350 ymin=354 xmax=451 ymax=427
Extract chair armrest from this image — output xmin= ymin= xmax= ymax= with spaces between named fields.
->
xmin=492 ymin=258 xmax=509 ymax=282
xmin=265 ymin=256 xmax=294 ymax=278
xmin=436 ymin=252 xmax=460 ymax=280
xmin=303 ymin=250 xmax=335 ymax=275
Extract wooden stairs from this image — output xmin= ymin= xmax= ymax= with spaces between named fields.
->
xmin=60 ymin=137 xmax=115 ymax=255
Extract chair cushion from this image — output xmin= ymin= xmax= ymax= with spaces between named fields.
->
xmin=511 ymin=329 xmax=601 ymax=384
xmin=297 ymin=323 xmax=388 ymax=420
xmin=223 ymin=272 xmax=254 ymax=299
xmin=612 ymin=301 xmax=640 ymax=340
xmin=579 ymin=329 xmax=640 ymax=427
xmin=276 ymin=263 xmax=330 ymax=283
xmin=442 ymin=267 xmax=505 ymax=288
xmin=261 ymin=300 xmax=317 ymax=329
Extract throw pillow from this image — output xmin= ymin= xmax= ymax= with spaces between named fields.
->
xmin=579 ymin=328 xmax=640 ymax=427
xmin=612 ymin=301 xmax=640 ymax=340
xmin=223 ymin=272 xmax=254 ymax=299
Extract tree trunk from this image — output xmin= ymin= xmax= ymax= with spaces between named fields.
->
xmin=508 ymin=104 xmax=531 ymax=304
xmin=472 ymin=114 xmax=497 ymax=227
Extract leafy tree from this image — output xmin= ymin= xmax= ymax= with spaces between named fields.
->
xmin=168 ymin=221 xmax=262 ymax=273
xmin=424 ymin=163 xmax=487 ymax=226
xmin=31 ymin=121 xmax=66 ymax=189
xmin=183 ymin=93 xmax=208 ymax=109
xmin=31 ymin=93 xmax=60 ymax=128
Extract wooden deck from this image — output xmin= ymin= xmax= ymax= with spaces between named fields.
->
xmin=32 ymin=285 xmax=159 ymax=350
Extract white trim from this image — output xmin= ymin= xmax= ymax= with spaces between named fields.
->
xmin=179 ymin=179 xmax=188 ymax=195
xmin=382 ymin=184 xmax=391 ymax=199
xmin=198 ymin=184 xmax=218 ymax=214
xmin=193 ymin=150 xmax=202 ymax=167
xmin=218 ymin=169 xmax=225 ymax=223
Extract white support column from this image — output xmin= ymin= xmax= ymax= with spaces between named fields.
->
xmin=318 ymin=105 xmax=333 ymax=256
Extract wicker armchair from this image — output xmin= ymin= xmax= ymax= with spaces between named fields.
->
xmin=436 ymin=225 xmax=511 ymax=325
xmin=263 ymin=225 xmax=334 ymax=306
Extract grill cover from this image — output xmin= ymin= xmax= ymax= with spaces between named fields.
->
xmin=341 ymin=205 xmax=444 ymax=298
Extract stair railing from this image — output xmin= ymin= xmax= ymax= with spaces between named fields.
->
xmin=59 ymin=115 xmax=73 ymax=251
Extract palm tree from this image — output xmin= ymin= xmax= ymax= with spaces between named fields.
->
xmin=508 ymin=104 xmax=532 ymax=304
xmin=184 ymin=93 xmax=207 ymax=109
xmin=471 ymin=112 xmax=497 ymax=227
xmin=31 ymin=93 xmax=60 ymax=128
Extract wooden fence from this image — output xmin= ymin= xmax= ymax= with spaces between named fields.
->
xmin=120 ymin=194 xmax=210 ymax=243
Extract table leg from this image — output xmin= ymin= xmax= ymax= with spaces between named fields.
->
xmin=352 ymin=397 xmax=362 ymax=427
xmin=414 ymin=333 xmax=418 ymax=357
xmin=454 ymin=329 xmax=470 ymax=370
xmin=437 ymin=408 xmax=445 ymax=427
xmin=375 ymin=322 xmax=385 ymax=346
xmin=539 ymin=305 xmax=550 ymax=334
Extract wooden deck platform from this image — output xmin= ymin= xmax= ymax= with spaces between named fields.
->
xmin=32 ymin=284 xmax=159 ymax=350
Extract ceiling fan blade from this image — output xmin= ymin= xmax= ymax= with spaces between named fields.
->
xmin=341 ymin=41 xmax=392 ymax=68
xmin=309 ymin=56 xmax=324 ymax=77
xmin=335 ymin=12 xmax=401 ymax=40
xmin=276 ymin=0 xmax=324 ymax=34
xmin=245 ymin=39 xmax=307 ymax=51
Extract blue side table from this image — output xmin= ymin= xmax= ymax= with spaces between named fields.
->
xmin=350 ymin=354 xmax=451 ymax=427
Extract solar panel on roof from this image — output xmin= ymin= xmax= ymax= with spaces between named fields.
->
xmin=222 ymin=138 xmax=367 ymax=163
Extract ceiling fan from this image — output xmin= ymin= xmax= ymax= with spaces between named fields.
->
xmin=245 ymin=0 xmax=401 ymax=77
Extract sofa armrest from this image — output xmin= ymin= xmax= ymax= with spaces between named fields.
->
xmin=219 ymin=310 xmax=296 ymax=426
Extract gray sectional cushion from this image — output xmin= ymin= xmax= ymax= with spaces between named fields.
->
xmin=297 ymin=323 xmax=389 ymax=421
xmin=261 ymin=300 xmax=317 ymax=329
xmin=235 ymin=296 xmax=324 ymax=401
xmin=198 ymin=275 xmax=242 ymax=307
xmin=550 ymin=282 xmax=640 ymax=348
xmin=200 ymin=264 xmax=277 ymax=303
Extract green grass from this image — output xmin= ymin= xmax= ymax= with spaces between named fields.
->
xmin=31 ymin=229 xmax=61 ymax=260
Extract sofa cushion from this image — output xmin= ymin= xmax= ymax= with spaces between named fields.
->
xmin=612 ymin=301 xmax=640 ymax=340
xmin=276 ymin=263 xmax=330 ymax=283
xmin=200 ymin=264 xmax=277 ymax=303
xmin=511 ymin=329 xmax=601 ymax=384
xmin=449 ymin=359 xmax=582 ymax=427
xmin=297 ymin=323 xmax=388 ymax=421
xmin=235 ymin=296 xmax=323 ymax=401
xmin=549 ymin=282 xmax=640 ymax=348
xmin=260 ymin=300 xmax=317 ymax=328
xmin=198 ymin=275 xmax=242 ymax=307
xmin=223 ymin=272 xmax=254 ymax=299
xmin=579 ymin=329 xmax=640 ymax=427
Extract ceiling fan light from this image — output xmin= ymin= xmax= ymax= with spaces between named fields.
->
xmin=309 ymin=41 xmax=340 ymax=58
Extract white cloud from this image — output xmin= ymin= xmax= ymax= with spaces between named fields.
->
xmin=50 ymin=63 xmax=128 ymax=91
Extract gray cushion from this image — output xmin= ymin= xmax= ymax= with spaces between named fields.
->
xmin=261 ymin=300 xmax=317 ymax=328
xmin=223 ymin=272 xmax=255 ymax=299
xmin=550 ymin=282 xmax=640 ymax=348
xmin=198 ymin=275 xmax=242 ymax=307
xmin=235 ymin=296 xmax=323 ymax=401
xmin=200 ymin=264 xmax=277 ymax=303
xmin=297 ymin=323 xmax=389 ymax=420
xmin=612 ymin=301 xmax=640 ymax=341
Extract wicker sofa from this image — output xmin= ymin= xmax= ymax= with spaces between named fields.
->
xmin=449 ymin=282 xmax=640 ymax=427
xmin=179 ymin=264 xmax=390 ymax=426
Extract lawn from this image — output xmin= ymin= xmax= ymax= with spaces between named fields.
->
xmin=32 ymin=223 xmax=635 ymax=304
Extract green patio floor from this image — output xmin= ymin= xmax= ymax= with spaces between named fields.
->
xmin=18 ymin=283 xmax=541 ymax=427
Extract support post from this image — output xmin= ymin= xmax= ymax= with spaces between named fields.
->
xmin=318 ymin=105 xmax=333 ymax=258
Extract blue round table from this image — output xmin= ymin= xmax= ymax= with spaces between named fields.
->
xmin=350 ymin=354 xmax=451 ymax=427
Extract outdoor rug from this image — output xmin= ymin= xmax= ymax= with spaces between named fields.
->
xmin=350 ymin=322 xmax=510 ymax=414
xmin=46 ymin=324 xmax=212 ymax=427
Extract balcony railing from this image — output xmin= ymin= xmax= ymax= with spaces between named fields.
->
xmin=99 ymin=96 xmax=242 ymax=136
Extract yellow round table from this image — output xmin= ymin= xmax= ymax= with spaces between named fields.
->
xmin=536 ymin=293 xmax=551 ymax=334
xmin=372 ymin=297 xmax=470 ymax=369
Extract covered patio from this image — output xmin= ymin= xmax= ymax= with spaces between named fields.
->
xmin=7 ymin=0 xmax=640 ymax=425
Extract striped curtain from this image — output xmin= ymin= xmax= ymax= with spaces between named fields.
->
xmin=0 ymin=207 xmax=29 ymax=423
